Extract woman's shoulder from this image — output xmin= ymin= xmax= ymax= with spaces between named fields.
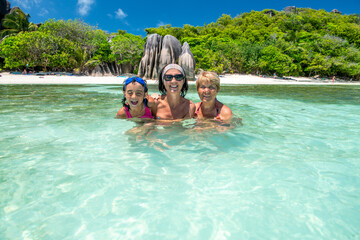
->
xmin=218 ymin=102 xmax=233 ymax=120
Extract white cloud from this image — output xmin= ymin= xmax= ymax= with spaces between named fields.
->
xmin=77 ymin=0 xmax=95 ymax=16
xmin=38 ymin=8 xmax=49 ymax=17
xmin=12 ymin=0 xmax=42 ymax=10
xmin=115 ymin=8 xmax=127 ymax=19
xmin=157 ymin=21 xmax=169 ymax=27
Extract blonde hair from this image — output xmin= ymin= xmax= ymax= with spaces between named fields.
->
xmin=196 ymin=71 xmax=220 ymax=91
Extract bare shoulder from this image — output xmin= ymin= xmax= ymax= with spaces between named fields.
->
xmin=220 ymin=104 xmax=233 ymax=121
xmin=115 ymin=107 xmax=127 ymax=119
xmin=189 ymin=100 xmax=196 ymax=118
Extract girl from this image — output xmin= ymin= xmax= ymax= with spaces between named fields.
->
xmin=116 ymin=77 xmax=155 ymax=119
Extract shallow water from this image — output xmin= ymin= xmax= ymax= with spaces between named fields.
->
xmin=0 ymin=84 xmax=359 ymax=239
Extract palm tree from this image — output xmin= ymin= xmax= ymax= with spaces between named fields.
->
xmin=0 ymin=8 xmax=37 ymax=38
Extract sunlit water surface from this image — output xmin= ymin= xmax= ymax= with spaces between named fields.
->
xmin=0 ymin=84 xmax=359 ymax=239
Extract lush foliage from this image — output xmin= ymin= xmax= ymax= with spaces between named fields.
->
xmin=1 ymin=8 xmax=360 ymax=79
xmin=0 ymin=19 xmax=143 ymax=73
xmin=146 ymin=9 xmax=360 ymax=79
xmin=108 ymin=32 xmax=144 ymax=72
xmin=0 ymin=8 xmax=38 ymax=38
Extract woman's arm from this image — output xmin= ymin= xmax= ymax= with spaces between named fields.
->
xmin=188 ymin=101 xmax=196 ymax=118
xmin=219 ymin=104 xmax=233 ymax=121
xmin=146 ymin=95 xmax=158 ymax=117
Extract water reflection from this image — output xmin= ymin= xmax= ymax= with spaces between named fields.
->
xmin=124 ymin=117 xmax=247 ymax=154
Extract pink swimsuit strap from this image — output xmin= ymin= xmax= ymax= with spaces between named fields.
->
xmin=140 ymin=106 xmax=154 ymax=119
xmin=195 ymin=102 xmax=221 ymax=119
xmin=124 ymin=105 xmax=154 ymax=119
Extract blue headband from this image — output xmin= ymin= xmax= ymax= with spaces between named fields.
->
xmin=123 ymin=77 xmax=148 ymax=92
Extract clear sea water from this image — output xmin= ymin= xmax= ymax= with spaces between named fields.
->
xmin=0 ymin=84 xmax=359 ymax=239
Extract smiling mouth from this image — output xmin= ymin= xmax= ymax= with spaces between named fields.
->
xmin=130 ymin=100 xmax=139 ymax=106
xmin=170 ymin=85 xmax=179 ymax=91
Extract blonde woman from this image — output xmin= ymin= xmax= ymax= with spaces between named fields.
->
xmin=195 ymin=71 xmax=233 ymax=121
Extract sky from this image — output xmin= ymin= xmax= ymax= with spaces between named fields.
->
xmin=9 ymin=0 xmax=360 ymax=36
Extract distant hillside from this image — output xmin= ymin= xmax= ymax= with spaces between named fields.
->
xmin=146 ymin=7 xmax=360 ymax=79
xmin=1 ymin=7 xmax=360 ymax=80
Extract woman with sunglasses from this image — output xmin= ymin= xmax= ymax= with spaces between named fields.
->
xmin=154 ymin=64 xmax=196 ymax=119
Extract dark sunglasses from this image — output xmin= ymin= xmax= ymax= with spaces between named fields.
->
xmin=164 ymin=74 xmax=184 ymax=81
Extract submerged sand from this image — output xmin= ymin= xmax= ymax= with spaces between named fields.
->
xmin=0 ymin=72 xmax=359 ymax=85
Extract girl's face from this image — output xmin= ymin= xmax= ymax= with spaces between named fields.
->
xmin=163 ymin=69 xmax=184 ymax=94
xmin=123 ymin=82 xmax=146 ymax=108
xmin=197 ymin=80 xmax=218 ymax=103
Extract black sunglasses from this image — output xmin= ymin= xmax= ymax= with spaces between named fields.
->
xmin=164 ymin=74 xmax=184 ymax=81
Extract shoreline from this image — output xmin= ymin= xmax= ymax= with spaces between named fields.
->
xmin=0 ymin=72 xmax=359 ymax=85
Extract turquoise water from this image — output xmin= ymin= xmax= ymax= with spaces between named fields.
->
xmin=0 ymin=84 xmax=359 ymax=239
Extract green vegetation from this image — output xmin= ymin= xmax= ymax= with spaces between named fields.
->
xmin=146 ymin=9 xmax=360 ymax=79
xmin=0 ymin=19 xmax=144 ymax=74
xmin=0 ymin=8 xmax=38 ymax=38
xmin=1 ymin=8 xmax=359 ymax=79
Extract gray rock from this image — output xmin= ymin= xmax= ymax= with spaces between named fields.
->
xmin=91 ymin=65 xmax=104 ymax=77
xmin=138 ymin=34 xmax=196 ymax=80
xmin=331 ymin=9 xmax=342 ymax=14
xmin=179 ymin=42 xmax=196 ymax=81
xmin=138 ymin=34 xmax=163 ymax=79
xmin=0 ymin=0 xmax=10 ymax=30
xmin=83 ymin=61 xmax=134 ymax=76
xmin=158 ymin=35 xmax=182 ymax=73
xmin=0 ymin=0 xmax=10 ymax=15
xmin=283 ymin=6 xmax=298 ymax=14
xmin=263 ymin=10 xmax=276 ymax=17
xmin=107 ymin=35 xmax=117 ymax=43
xmin=9 ymin=6 xmax=20 ymax=14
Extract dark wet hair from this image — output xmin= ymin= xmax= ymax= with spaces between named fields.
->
xmin=158 ymin=65 xmax=188 ymax=97
xmin=122 ymin=77 xmax=148 ymax=109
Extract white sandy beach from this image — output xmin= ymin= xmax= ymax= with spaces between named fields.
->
xmin=0 ymin=72 xmax=359 ymax=85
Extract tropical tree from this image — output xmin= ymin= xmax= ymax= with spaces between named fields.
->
xmin=0 ymin=8 xmax=37 ymax=38
xmin=109 ymin=32 xmax=144 ymax=71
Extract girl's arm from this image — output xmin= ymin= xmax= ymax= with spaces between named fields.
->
xmin=115 ymin=107 xmax=127 ymax=119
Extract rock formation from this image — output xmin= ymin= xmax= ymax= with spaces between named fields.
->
xmin=331 ymin=9 xmax=342 ymax=14
xmin=84 ymin=62 xmax=134 ymax=77
xmin=158 ymin=35 xmax=182 ymax=74
xmin=283 ymin=6 xmax=298 ymax=14
xmin=138 ymin=34 xmax=163 ymax=79
xmin=138 ymin=33 xmax=196 ymax=80
xmin=0 ymin=0 xmax=11 ymax=30
xmin=263 ymin=10 xmax=276 ymax=17
xmin=178 ymin=42 xmax=196 ymax=81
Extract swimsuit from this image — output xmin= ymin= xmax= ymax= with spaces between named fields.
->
xmin=195 ymin=102 xmax=221 ymax=120
xmin=124 ymin=105 xmax=154 ymax=119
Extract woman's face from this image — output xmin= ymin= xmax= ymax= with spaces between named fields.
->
xmin=163 ymin=69 xmax=184 ymax=94
xmin=123 ymin=82 xmax=146 ymax=108
xmin=197 ymin=80 xmax=218 ymax=103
